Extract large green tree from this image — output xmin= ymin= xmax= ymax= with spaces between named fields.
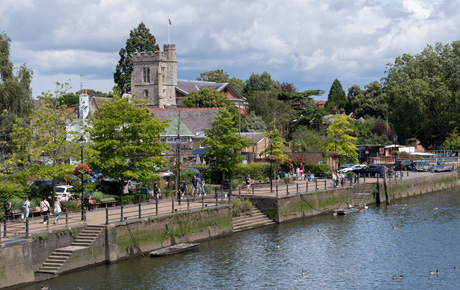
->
xmin=383 ymin=41 xmax=460 ymax=147
xmin=196 ymin=69 xmax=245 ymax=93
xmin=180 ymin=88 xmax=234 ymax=108
xmin=249 ymin=90 xmax=294 ymax=131
xmin=321 ymin=114 xmax=358 ymax=164
xmin=202 ymin=109 xmax=251 ymax=183
xmin=326 ymin=78 xmax=347 ymax=111
xmin=243 ymin=71 xmax=281 ymax=98
xmin=86 ymin=95 xmax=169 ymax=194
xmin=114 ymin=22 xmax=159 ymax=93
xmin=347 ymin=81 xmax=387 ymax=119
xmin=0 ymin=32 xmax=33 ymax=156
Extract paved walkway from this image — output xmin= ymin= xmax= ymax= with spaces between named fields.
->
xmin=0 ymin=171 xmax=432 ymax=243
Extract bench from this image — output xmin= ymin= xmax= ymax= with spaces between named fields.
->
xmin=253 ymin=180 xmax=270 ymax=187
xmin=99 ymin=198 xmax=118 ymax=207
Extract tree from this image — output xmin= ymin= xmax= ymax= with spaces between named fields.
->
xmin=243 ymin=71 xmax=281 ymax=98
xmin=321 ymin=114 xmax=358 ymax=164
xmin=196 ymin=69 xmax=245 ymax=93
xmin=0 ymin=32 xmax=33 ymax=157
xmin=86 ymin=95 xmax=169 ymax=195
xmin=202 ymin=109 xmax=251 ymax=183
xmin=244 ymin=111 xmax=267 ymax=132
xmin=442 ymin=128 xmax=460 ymax=151
xmin=326 ymin=78 xmax=347 ymax=111
xmin=114 ymin=22 xmax=159 ymax=93
xmin=260 ymin=125 xmax=289 ymax=164
xmin=10 ymin=83 xmax=81 ymax=195
xmin=383 ymin=41 xmax=460 ymax=147
xmin=180 ymin=88 xmax=234 ymax=108
xmin=249 ymin=91 xmax=294 ymax=131
xmin=347 ymin=81 xmax=387 ymax=119
xmin=292 ymin=127 xmax=327 ymax=152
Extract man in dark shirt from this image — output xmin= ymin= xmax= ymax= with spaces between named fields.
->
xmin=191 ymin=176 xmax=198 ymax=197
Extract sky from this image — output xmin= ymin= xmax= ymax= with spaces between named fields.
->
xmin=2 ymin=0 xmax=460 ymax=100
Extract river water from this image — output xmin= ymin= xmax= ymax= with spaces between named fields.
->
xmin=20 ymin=189 xmax=460 ymax=290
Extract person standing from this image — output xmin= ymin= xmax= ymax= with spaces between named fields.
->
xmin=191 ymin=176 xmax=198 ymax=197
xmin=199 ymin=178 xmax=206 ymax=196
xmin=40 ymin=196 xmax=50 ymax=225
xmin=153 ymin=183 xmax=161 ymax=200
xmin=299 ymin=163 xmax=304 ymax=176
xmin=180 ymin=179 xmax=187 ymax=198
xmin=22 ymin=197 xmax=30 ymax=222
xmin=53 ymin=197 xmax=61 ymax=224
xmin=246 ymin=175 xmax=252 ymax=194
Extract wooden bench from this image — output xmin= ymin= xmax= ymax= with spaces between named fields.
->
xmin=99 ymin=198 xmax=118 ymax=207
xmin=253 ymin=180 xmax=270 ymax=187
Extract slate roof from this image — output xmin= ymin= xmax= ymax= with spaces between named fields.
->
xmin=176 ymin=79 xmax=245 ymax=101
xmin=150 ymin=107 xmax=219 ymax=136
xmin=238 ymin=132 xmax=265 ymax=143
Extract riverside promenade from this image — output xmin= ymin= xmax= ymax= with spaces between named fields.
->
xmin=0 ymin=171 xmax=433 ymax=243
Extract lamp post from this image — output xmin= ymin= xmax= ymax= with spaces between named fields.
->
xmin=269 ymin=135 xmax=273 ymax=192
xmin=78 ymin=135 xmax=86 ymax=221
xmin=175 ymin=135 xmax=181 ymax=205
xmin=333 ymin=135 xmax=338 ymax=170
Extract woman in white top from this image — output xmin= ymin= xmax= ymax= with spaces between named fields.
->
xmin=53 ymin=197 xmax=61 ymax=224
xmin=40 ymin=196 xmax=50 ymax=225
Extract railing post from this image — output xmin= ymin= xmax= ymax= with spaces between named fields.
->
xmin=202 ymin=194 xmax=204 ymax=209
xmin=66 ymin=213 xmax=69 ymax=226
xmin=187 ymin=197 xmax=190 ymax=211
xmin=172 ymin=199 xmax=175 ymax=213
xmin=276 ymin=184 xmax=279 ymax=197
xmin=306 ymin=182 xmax=308 ymax=193
xmin=3 ymin=219 xmax=6 ymax=238
xmin=156 ymin=200 xmax=159 ymax=216
xmin=138 ymin=203 xmax=141 ymax=219
xmin=229 ymin=188 xmax=232 ymax=204
xmin=106 ymin=207 xmax=109 ymax=225
xmin=296 ymin=183 xmax=299 ymax=195
xmin=120 ymin=205 xmax=124 ymax=222
xmin=400 ymin=171 xmax=403 ymax=180
xmin=239 ymin=186 xmax=241 ymax=198
xmin=364 ymin=175 xmax=366 ymax=183
xmin=215 ymin=187 xmax=218 ymax=206
xmin=315 ymin=179 xmax=318 ymax=191
xmin=25 ymin=219 xmax=29 ymax=239
xmin=324 ymin=180 xmax=326 ymax=190
xmin=286 ymin=183 xmax=289 ymax=195
xmin=252 ymin=185 xmax=254 ymax=197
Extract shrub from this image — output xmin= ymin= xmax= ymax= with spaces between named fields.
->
xmin=61 ymin=200 xmax=81 ymax=212
xmin=0 ymin=181 xmax=28 ymax=205
xmin=231 ymin=198 xmax=252 ymax=217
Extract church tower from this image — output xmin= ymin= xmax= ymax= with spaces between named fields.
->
xmin=131 ymin=44 xmax=177 ymax=108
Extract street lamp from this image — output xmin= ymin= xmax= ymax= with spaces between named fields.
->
xmin=333 ymin=135 xmax=338 ymax=170
xmin=78 ymin=135 xmax=86 ymax=221
xmin=269 ymin=135 xmax=273 ymax=192
xmin=175 ymin=135 xmax=181 ymax=205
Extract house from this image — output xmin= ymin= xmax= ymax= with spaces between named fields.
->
xmin=239 ymin=132 xmax=269 ymax=163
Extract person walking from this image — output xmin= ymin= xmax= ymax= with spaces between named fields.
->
xmin=180 ymin=179 xmax=187 ymax=198
xmin=153 ymin=183 xmax=161 ymax=200
xmin=199 ymin=178 xmax=206 ymax=196
xmin=246 ymin=175 xmax=252 ymax=194
xmin=53 ymin=197 xmax=61 ymax=224
xmin=40 ymin=196 xmax=51 ymax=225
xmin=192 ymin=175 xmax=198 ymax=197
xmin=22 ymin=197 xmax=30 ymax=222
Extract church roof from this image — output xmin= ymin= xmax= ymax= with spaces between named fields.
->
xmin=176 ymin=79 xmax=245 ymax=101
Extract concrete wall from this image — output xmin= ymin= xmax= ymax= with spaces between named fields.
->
xmin=0 ymin=241 xmax=35 ymax=288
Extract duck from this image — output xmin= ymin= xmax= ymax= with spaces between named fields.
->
xmin=393 ymin=275 xmax=403 ymax=279
xmin=434 ymin=207 xmax=439 ymax=210
xmin=392 ymin=225 xmax=399 ymax=230
xmin=276 ymin=244 xmax=281 ymax=249
xmin=364 ymin=204 xmax=369 ymax=210
xmin=429 ymin=269 xmax=439 ymax=275
xmin=454 ymin=266 xmax=460 ymax=269
xmin=302 ymin=270 xmax=308 ymax=276
xmin=317 ymin=229 xmax=322 ymax=235
xmin=40 ymin=286 xmax=49 ymax=290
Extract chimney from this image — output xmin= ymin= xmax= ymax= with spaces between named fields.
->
xmin=340 ymin=107 xmax=345 ymax=114
xmin=332 ymin=107 xmax=337 ymax=115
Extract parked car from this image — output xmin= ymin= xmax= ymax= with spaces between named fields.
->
xmin=154 ymin=167 xmax=173 ymax=177
xmin=29 ymin=179 xmax=63 ymax=196
xmin=394 ymin=160 xmax=412 ymax=171
xmin=430 ymin=162 xmax=456 ymax=172
xmin=352 ymin=165 xmax=386 ymax=177
xmin=340 ymin=163 xmax=355 ymax=169
xmin=55 ymin=185 xmax=74 ymax=202
xmin=342 ymin=164 xmax=366 ymax=173
xmin=413 ymin=160 xmax=433 ymax=172
xmin=127 ymin=178 xmax=141 ymax=194
xmin=180 ymin=168 xmax=201 ymax=175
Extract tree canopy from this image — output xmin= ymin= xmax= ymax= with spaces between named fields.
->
xmin=86 ymin=96 xmax=169 ymax=194
xmin=321 ymin=114 xmax=358 ymax=164
xmin=180 ymin=88 xmax=233 ymax=108
xmin=202 ymin=109 xmax=251 ymax=183
xmin=114 ymin=22 xmax=159 ymax=93
xmin=326 ymin=78 xmax=347 ymax=111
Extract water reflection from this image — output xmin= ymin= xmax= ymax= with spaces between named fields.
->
xmin=20 ymin=190 xmax=460 ymax=290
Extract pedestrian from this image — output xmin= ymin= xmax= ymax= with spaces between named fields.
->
xmin=84 ymin=193 xmax=92 ymax=211
xmin=199 ymin=178 xmax=206 ymax=196
xmin=40 ymin=196 xmax=50 ymax=225
xmin=4 ymin=202 xmax=14 ymax=220
xmin=22 ymin=197 xmax=30 ymax=222
xmin=153 ymin=183 xmax=161 ymax=200
xmin=299 ymin=163 xmax=304 ymax=176
xmin=180 ymin=179 xmax=187 ymax=197
xmin=192 ymin=175 xmax=198 ymax=197
xmin=332 ymin=172 xmax=337 ymax=187
xmin=246 ymin=175 xmax=252 ymax=194
xmin=296 ymin=167 xmax=300 ymax=177
xmin=53 ymin=197 xmax=61 ymax=224
xmin=306 ymin=170 xmax=312 ymax=181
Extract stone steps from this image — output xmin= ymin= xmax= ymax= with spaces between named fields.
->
xmin=353 ymin=183 xmax=375 ymax=207
xmin=232 ymin=206 xmax=275 ymax=232
xmin=36 ymin=225 xmax=104 ymax=275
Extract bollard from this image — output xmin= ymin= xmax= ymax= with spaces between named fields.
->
xmin=84 ymin=210 xmax=87 ymax=222
xmin=229 ymin=188 xmax=232 ymax=203
xmin=120 ymin=206 xmax=124 ymax=222
xmin=324 ymin=180 xmax=326 ymax=190
xmin=252 ymin=185 xmax=254 ymax=197
xmin=306 ymin=182 xmax=309 ymax=193
xmin=286 ymin=183 xmax=289 ymax=195
xmin=156 ymin=199 xmax=159 ymax=216
xmin=106 ymin=207 xmax=109 ymax=225
xmin=215 ymin=188 xmax=218 ymax=206
xmin=66 ymin=213 xmax=69 ymax=226
xmin=3 ymin=219 xmax=6 ymax=238
xmin=202 ymin=194 xmax=205 ymax=209
xmin=400 ymin=171 xmax=403 ymax=180
xmin=296 ymin=183 xmax=299 ymax=195
xmin=25 ymin=219 xmax=29 ymax=239
xmin=172 ymin=199 xmax=175 ymax=213
xmin=276 ymin=184 xmax=279 ymax=197
xmin=187 ymin=197 xmax=190 ymax=211
xmin=139 ymin=203 xmax=142 ymax=219
xmin=315 ymin=179 xmax=318 ymax=191
xmin=239 ymin=187 xmax=241 ymax=197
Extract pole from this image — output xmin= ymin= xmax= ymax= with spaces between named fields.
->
xmin=81 ymin=147 xmax=84 ymax=221
xmin=270 ymin=142 xmax=273 ymax=192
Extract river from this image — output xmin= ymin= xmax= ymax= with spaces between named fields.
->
xmin=20 ymin=189 xmax=460 ymax=290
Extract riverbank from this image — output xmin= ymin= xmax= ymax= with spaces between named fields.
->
xmin=1 ymin=171 xmax=458 ymax=289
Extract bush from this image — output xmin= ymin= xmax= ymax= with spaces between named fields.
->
xmin=118 ymin=194 xmax=145 ymax=205
xmin=231 ymin=198 xmax=252 ymax=217
xmin=61 ymin=200 xmax=81 ymax=213
xmin=0 ymin=181 xmax=28 ymax=205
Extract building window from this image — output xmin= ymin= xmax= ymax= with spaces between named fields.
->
xmin=143 ymin=67 xmax=150 ymax=83
xmin=144 ymin=90 xmax=149 ymax=97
